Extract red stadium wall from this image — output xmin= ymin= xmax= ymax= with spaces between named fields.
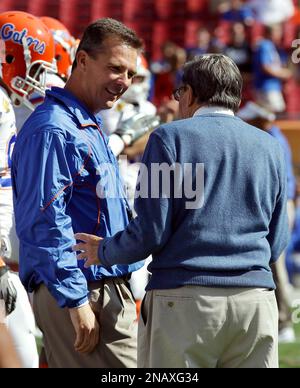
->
xmin=1 ymin=0 xmax=300 ymax=114
xmin=0 ymin=0 xmax=215 ymax=59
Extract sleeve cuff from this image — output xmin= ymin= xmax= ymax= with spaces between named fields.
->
xmin=69 ymin=300 xmax=89 ymax=309
xmin=98 ymin=237 xmax=112 ymax=268
xmin=66 ymin=296 xmax=89 ymax=309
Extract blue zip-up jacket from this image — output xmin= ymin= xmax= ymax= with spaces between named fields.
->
xmin=12 ymin=87 xmax=144 ymax=308
xmin=99 ymin=114 xmax=289 ymax=291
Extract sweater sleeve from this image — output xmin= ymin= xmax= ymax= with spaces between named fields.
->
xmin=267 ymin=143 xmax=289 ymax=263
xmin=99 ymin=132 xmax=175 ymax=266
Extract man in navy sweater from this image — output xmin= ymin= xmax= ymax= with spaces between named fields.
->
xmin=74 ymin=54 xmax=288 ymax=368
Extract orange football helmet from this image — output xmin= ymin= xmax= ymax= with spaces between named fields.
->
xmin=0 ymin=11 xmax=56 ymax=110
xmin=40 ymin=16 xmax=75 ymax=81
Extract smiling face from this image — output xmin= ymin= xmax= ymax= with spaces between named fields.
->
xmin=74 ymin=36 xmax=138 ymax=113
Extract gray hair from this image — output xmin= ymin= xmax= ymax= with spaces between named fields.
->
xmin=182 ymin=54 xmax=243 ymax=112
xmin=72 ymin=18 xmax=143 ymax=70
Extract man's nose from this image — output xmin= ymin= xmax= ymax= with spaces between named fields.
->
xmin=118 ymin=72 xmax=132 ymax=89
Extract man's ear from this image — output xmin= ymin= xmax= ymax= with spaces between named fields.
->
xmin=186 ymin=84 xmax=196 ymax=107
xmin=76 ymin=50 xmax=88 ymax=71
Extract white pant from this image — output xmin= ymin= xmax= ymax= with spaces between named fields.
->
xmin=0 ymin=188 xmax=19 ymax=263
xmin=0 ymin=189 xmax=38 ymax=367
xmin=5 ymin=274 xmax=39 ymax=368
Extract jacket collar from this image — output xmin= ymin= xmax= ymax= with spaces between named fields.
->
xmin=46 ymin=87 xmax=101 ymax=128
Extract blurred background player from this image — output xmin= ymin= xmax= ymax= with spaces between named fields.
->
xmin=249 ymin=0 xmax=295 ymax=26
xmin=40 ymin=16 xmax=75 ymax=82
xmin=0 ymin=323 xmax=21 ymax=368
xmin=253 ymin=23 xmax=292 ymax=114
xmin=238 ymin=101 xmax=296 ymax=343
xmin=0 ymin=72 xmax=38 ymax=369
xmin=14 ymin=16 xmax=73 ymax=131
xmin=218 ymin=0 xmax=254 ymax=26
xmin=0 ymin=10 xmax=58 ymax=366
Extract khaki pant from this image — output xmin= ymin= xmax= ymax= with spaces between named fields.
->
xmin=138 ymin=286 xmax=278 ymax=368
xmin=33 ymin=278 xmax=137 ymax=368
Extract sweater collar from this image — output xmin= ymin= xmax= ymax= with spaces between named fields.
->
xmin=193 ymin=106 xmax=235 ymax=117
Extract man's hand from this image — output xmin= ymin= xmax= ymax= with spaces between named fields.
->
xmin=69 ymin=304 xmax=100 ymax=354
xmin=73 ymin=233 xmax=103 ymax=268
xmin=0 ymin=266 xmax=17 ymax=316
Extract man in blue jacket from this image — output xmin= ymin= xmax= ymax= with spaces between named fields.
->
xmin=253 ymin=24 xmax=292 ymax=113
xmin=12 ymin=18 xmax=144 ymax=368
xmin=75 ymin=54 xmax=289 ymax=368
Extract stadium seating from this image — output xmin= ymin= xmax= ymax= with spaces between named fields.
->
xmin=1 ymin=0 xmax=300 ymax=113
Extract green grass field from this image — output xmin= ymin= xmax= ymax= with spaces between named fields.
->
xmin=279 ymin=322 xmax=300 ymax=368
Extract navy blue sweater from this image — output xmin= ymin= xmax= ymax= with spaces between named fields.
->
xmin=100 ymin=114 xmax=289 ymax=290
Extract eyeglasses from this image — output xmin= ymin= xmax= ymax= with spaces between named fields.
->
xmin=173 ymin=85 xmax=187 ymax=101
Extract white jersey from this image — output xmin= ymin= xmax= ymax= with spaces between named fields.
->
xmin=0 ymin=86 xmax=18 ymax=261
xmin=0 ymin=86 xmax=38 ymax=367
xmin=100 ymin=99 xmax=157 ymax=157
xmin=0 ymin=219 xmax=38 ymax=368
xmin=249 ymin=0 xmax=294 ymax=25
xmin=100 ymin=99 xmax=157 ymax=137
xmin=14 ymin=73 xmax=65 ymax=132
xmin=0 ymin=87 xmax=16 ymax=185
xmin=5 ymin=273 xmax=39 ymax=368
